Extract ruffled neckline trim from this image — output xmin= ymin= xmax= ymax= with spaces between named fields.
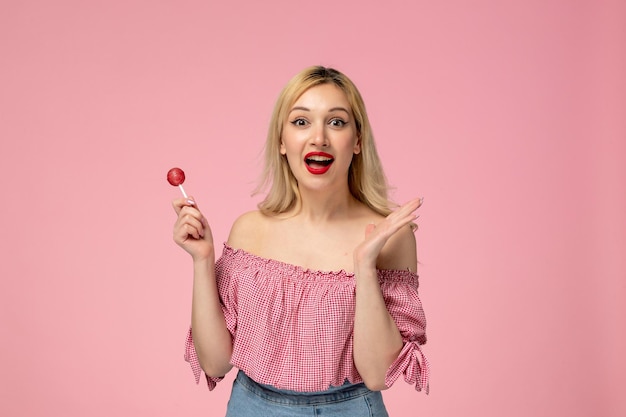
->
xmin=221 ymin=243 xmax=419 ymax=283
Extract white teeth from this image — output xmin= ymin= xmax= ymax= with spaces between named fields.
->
xmin=307 ymin=155 xmax=332 ymax=162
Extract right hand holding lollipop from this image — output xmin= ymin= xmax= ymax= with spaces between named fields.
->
xmin=169 ymin=167 xmax=213 ymax=258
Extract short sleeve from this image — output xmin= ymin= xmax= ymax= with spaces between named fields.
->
xmin=184 ymin=327 xmax=223 ymax=390
xmin=380 ymin=270 xmax=430 ymax=393
xmin=183 ymin=250 xmax=239 ymax=390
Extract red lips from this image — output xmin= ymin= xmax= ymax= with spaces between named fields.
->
xmin=304 ymin=152 xmax=334 ymax=175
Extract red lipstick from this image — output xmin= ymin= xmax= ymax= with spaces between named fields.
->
xmin=304 ymin=152 xmax=334 ymax=175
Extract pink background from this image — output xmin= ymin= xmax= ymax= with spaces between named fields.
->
xmin=1 ymin=1 xmax=624 ymax=416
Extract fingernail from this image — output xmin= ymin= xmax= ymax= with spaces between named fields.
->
xmin=186 ymin=198 xmax=196 ymax=206
xmin=419 ymin=197 xmax=424 ymax=205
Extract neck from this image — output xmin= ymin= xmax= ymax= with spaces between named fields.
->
xmin=293 ymin=186 xmax=357 ymax=223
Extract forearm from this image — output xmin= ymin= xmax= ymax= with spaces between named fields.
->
xmin=353 ymin=264 xmax=403 ymax=391
xmin=190 ymin=256 xmax=233 ymax=378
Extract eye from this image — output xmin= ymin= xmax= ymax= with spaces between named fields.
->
xmin=290 ymin=118 xmax=308 ymax=127
xmin=329 ymin=118 xmax=347 ymax=127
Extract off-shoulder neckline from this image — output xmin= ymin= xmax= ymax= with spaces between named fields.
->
xmin=221 ymin=243 xmax=418 ymax=279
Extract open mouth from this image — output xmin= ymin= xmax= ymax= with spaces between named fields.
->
xmin=305 ymin=152 xmax=334 ymax=174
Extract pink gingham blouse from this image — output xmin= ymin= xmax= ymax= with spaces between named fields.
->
xmin=185 ymin=244 xmax=430 ymax=393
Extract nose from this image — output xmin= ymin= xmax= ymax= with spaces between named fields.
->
xmin=310 ymin=122 xmax=328 ymax=147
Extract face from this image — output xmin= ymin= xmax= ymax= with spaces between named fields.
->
xmin=280 ymin=83 xmax=360 ymax=192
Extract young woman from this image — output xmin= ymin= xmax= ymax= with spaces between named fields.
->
xmin=172 ymin=66 xmax=429 ymax=416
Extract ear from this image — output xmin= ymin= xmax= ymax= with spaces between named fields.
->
xmin=353 ymin=136 xmax=361 ymax=155
xmin=280 ymin=141 xmax=286 ymax=155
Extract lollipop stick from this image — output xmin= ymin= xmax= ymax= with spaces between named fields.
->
xmin=179 ymin=184 xmax=188 ymax=199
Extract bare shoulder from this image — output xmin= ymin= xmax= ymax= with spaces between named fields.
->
xmin=226 ymin=210 xmax=270 ymax=252
xmin=378 ymin=224 xmax=418 ymax=273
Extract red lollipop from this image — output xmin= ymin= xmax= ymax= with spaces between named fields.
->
xmin=167 ymin=167 xmax=188 ymax=198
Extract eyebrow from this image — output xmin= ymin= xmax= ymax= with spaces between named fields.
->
xmin=289 ymin=106 xmax=351 ymax=115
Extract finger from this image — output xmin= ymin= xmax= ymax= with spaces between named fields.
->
xmin=172 ymin=196 xmax=199 ymax=215
xmin=176 ymin=212 xmax=205 ymax=238
xmin=175 ymin=205 xmax=206 ymax=231
xmin=388 ymin=198 xmax=422 ymax=224
xmin=184 ymin=223 xmax=202 ymax=240
xmin=179 ymin=204 xmax=203 ymax=219
xmin=377 ymin=203 xmax=420 ymax=238
xmin=397 ymin=197 xmax=423 ymax=215
xmin=174 ymin=220 xmax=203 ymax=242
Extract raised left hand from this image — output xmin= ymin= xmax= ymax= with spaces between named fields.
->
xmin=353 ymin=197 xmax=423 ymax=269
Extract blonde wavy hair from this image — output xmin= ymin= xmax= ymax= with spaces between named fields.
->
xmin=255 ymin=66 xmax=396 ymax=217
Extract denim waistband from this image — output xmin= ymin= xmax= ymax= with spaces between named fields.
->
xmin=235 ymin=371 xmax=373 ymax=406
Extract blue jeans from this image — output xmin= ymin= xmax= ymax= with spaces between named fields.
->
xmin=225 ymin=371 xmax=389 ymax=417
